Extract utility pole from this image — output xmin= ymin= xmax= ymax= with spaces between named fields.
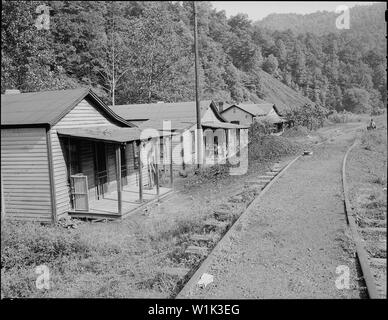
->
xmin=193 ymin=1 xmax=202 ymax=169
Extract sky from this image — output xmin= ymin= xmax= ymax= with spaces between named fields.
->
xmin=210 ymin=1 xmax=379 ymax=21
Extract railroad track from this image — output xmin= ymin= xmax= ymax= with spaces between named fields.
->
xmin=171 ymin=134 xmax=337 ymax=298
xmin=171 ymin=154 xmax=305 ymax=298
xmin=342 ymin=139 xmax=386 ymax=299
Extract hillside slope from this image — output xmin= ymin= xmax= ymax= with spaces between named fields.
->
xmin=259 ymin=70 xmax=314 ymax=113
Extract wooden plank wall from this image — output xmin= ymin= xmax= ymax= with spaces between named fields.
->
xmin=51 ymin=99 xmax=115 ymax=217
xmin=1 ymin=128 xmax=52 ymax=222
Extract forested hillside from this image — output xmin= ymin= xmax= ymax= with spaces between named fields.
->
xmin=1 ymin=1 xmax=386 ymax=114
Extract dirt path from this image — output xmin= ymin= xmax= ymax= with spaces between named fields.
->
xmin=179 ymin=123 xmax=365 ymax=299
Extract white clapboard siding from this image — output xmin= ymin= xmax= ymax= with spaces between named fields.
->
xmin=1 ymin=128 xmax=52 ymax=222
xmin=172 ymin=134 xmax=184 ymax=171
xmin=51 ymin=99 xmax=116 ymax=217
xmin=53 ymin=99 xmax=113 ymax=129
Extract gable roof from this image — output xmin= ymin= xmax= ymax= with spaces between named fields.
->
xmin=1 ymin=88 xmax=133 ymax=128
xmin=222 ymin=102 xmax=276 ymax=117
xmin=111 ymin=100 xmax=227 ymax=123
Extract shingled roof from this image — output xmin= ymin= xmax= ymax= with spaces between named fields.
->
xmin=1 ymin=88 xmax=133 ymax=127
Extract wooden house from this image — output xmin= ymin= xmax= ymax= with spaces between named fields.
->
xmin=221 ymin=101 xmax=288 ymax=132
xmin=1 ymin=88 xmax=174 ymax=222
xmin=111 ymin=101 xmax=249 ymax=170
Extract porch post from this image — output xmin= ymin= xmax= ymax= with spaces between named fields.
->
xmin=225 ymin=129 xmax=229 ymax=166
xmin=137 ymin=141 xmax=143 ymax=202
xmin=169 ymin=134 xmax=173 ymax=187
xmin=155 ymin=138 xmax=160 ymax=197
xmin=115 ymin=144 xmax=122 ymax=216
xmin=181 ymin=134 xmax=185 ymax=171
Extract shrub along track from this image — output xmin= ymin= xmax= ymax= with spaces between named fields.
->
xmin=342 ymin=139 xmax=386 ymax=299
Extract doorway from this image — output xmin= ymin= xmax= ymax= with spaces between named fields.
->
xmin=95 ymin=142 xmax=108 ymax=199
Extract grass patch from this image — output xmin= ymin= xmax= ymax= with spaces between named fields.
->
xmin=1 ymin=220 xmax=123 ymax=298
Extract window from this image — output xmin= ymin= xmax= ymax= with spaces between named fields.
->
xmin=231 ymin=120 xmax=240 ymax=125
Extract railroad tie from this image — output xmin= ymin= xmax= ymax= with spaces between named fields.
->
xmin=360 ymin=218 xmax=386 ymax=228
xmin=190 ymin=234 xmax=214 ymax=242
xmin=213 ymin=210 xmax=230 ymax=221
xmin=185 ymin=245 xmax=208 ymax=256
xmin=203 ymin=219 xmax=228 ymax=229
xmin=362 ymin=227 xmax=386 ymax=235
xmin=161 ymin=267 xmax=190 ymax=278
xmin=370 ymin=258 xmax=387 ymax=268
xmin=258 ymin=176 xmax=274 ymax=180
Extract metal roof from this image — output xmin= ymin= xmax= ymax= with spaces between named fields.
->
xmin=110 ymin=100 xmax=227 ymax=123
xmin=1 ymin=88 xmax=133 ymax=127
xmin=56 ymin=125 xmax=174 ymax=144
xmin=222 ymin=102 xmax=275 ymax=116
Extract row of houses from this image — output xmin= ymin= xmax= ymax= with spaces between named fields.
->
xmin=1 ymin=87 xmax=287 ymax=223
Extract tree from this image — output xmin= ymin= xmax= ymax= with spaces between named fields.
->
xmin=342 ymin=88 xmax=371 ymax=113
xmin=262 ymin=54 xmax=278 ymax=75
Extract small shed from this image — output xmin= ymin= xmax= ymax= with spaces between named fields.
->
xmin=221 ymin=101 xmax=288 ymax=132
xmin=1 ymin=88 xmax=174 ymax=222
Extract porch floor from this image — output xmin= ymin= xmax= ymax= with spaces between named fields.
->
xmin=69 ymin=184 xmax=172 ymax=219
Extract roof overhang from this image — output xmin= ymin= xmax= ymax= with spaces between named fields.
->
xmin=56 ymin=125 xmax=174 ymax=144
xmin=201 ymin=121 xmax=249 ymax=129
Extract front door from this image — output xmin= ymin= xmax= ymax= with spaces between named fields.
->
xmin=95 ymin=142 xmax=107 ymax=199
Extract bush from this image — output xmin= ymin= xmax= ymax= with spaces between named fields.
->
xmin=248 ymin=134 xmax=301 ymax=162
xmin=282 ymin=125 xmax=309 ymax=138
xmin=328 ymin=110 xmax=363 ymax=123
xmin=284 ymin=103 xmax=330 ymax=130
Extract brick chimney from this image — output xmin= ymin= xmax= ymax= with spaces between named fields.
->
xmin=218 ymin=101 xmax=224 ymax=112
xmin=5 ymin=89 xmax=21 ymax=94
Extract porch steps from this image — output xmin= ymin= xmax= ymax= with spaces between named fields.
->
xmin=161 ymin=267 xmax=190 ymax=278
xmin=185 ymin=245 xmax=208 ymax=256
